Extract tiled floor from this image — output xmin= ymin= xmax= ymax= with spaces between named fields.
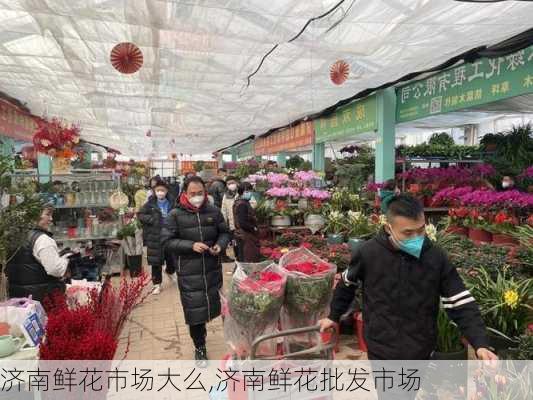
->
xmin=115 ymin=263 xmax=365 ymax=361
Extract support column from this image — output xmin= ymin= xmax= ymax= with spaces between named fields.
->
xmin=375 ymin=88 xmax=396 ymax=183
xmin=37 ymin=153 xmax=51 ymax=184
xmin=230 ymin=149 xmax=237 ymax=163
xmin=216 ymin=152 xmax=224 ymax=169
xmin=277 ymin=152 xmax=287 ymax=168
xmin=312 ymin=143 xmax=325 ymax=172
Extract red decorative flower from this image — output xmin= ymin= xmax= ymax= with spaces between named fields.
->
xmin=330 ymin=60 xmax=350 ymax=85
xmin=527 ymin=215 xmax=533 ymax=227
xmin=110 ymin=42 xmax=144 ymax=74
xmin=285 ymin=261 xmax=331 ymax=276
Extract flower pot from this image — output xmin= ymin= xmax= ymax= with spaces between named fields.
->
xmin=126 ymin=255 xmax=143 ymax=277
xmin=354 ymin=312 xmax=367 ymax=352
xmin=304 ymin=214 xmax=325 ymax=234
xmin=468 ymin=228 xmax=492 ymax=244
xmin=446 ymin=225 xmax=468 ymax=236
xmin=432 ymin=346 xmax=468 ymax=360
xmin=327 ymin=234 xmax=344 ymax=245
xmin=347 ymin=238 xmax=364 ymax=253
xmin=492 ymin=233 xmax=519 ymax=247
xmin=271 ymin=216 xmax=291 ymax=227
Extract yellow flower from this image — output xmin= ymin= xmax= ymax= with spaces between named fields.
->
xmin=503 ymin=290 xmax=519 ymax=309
xmin=280 ymin=248 xmax=289 ymax=254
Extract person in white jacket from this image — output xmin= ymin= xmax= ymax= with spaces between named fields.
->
xmin=220 ymin=176 xmax=239 ymax=262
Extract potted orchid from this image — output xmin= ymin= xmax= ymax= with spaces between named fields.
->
xmin=325 ymin=210 xmax=346 ymax=244
xmin=345 ymin=211 xmax=374 ymax=251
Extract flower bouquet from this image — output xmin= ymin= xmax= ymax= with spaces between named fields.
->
xmin=224 ymin=262 xmax=286 ymax=357
xmin=280 ymin=248 xmax=336 ymax=328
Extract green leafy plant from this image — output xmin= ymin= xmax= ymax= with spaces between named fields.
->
xmin=117 ymin=220 xmax=140 ymax=239
xmin=324 ymin=211 xmax=347 ymax=235
xmin=428 ymin=132 xmax=455 ymax=147
xmin=346 ymin=211 xmax=374 ymax=239
xmin=254 ymin=199 xmax=271 ymax=226
xmin=465 ymin=268 xmax=533 ymax=338
xmin=436 ymin=307 xmax=464 ymax=353
xmin=508 ymin=334 xmax=533 ymax=360
xmin=328 ymin=187 xmax=363 ymax=213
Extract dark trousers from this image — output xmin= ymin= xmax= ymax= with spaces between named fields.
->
xmin=189 ymin=324 xmax=207 ymax=348
xmin=151 ymin=251 xmax=176 ymax=285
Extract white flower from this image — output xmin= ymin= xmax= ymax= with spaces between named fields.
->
xmin=350 ymin=194 xmax=360 ymax=201
xmin=425 ymin=224 xmax=437 ymax=241
xmin=329 ymin=211 xmax=342 ymax=220
xmin=378 ymin=214 xmax=387 ymax=225
xmin=348 ymin=211 xmax=362 ymax=221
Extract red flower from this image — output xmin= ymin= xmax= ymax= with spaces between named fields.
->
xmin=285 ymin=262 xmax=331 ymax=276
xmin=301 ymin=242 xmax=313 ymax=249
xmin=260 ymin=271 xmax=282 ymax=283
xmin=527 ymin=215 xmax=533 ymax=227
xmin=469 ymin=209 xmax=481 ymax=220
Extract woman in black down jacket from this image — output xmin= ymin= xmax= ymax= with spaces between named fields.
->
xmin=161 ymin=176 xmax=230 ymax=366
xmin=138 ymin=180 xmax=176 ymax=294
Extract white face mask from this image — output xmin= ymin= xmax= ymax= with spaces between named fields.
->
xmin=189 ymin=195 xmax=204 ymax=208
xmin=155 ymin=190 xmax=167 ymax=200
xmin=502 ymin=182 xmax=511 ymax=188
xmin=227 ymin=183 xmax=238 ymax=192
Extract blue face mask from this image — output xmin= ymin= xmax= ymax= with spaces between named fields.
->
xmin=241 ymin=192 xmax=252 ymax=201
xmin=389 ymin=225 xmax=425 ymax=258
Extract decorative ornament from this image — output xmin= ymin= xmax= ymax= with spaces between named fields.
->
xmin=330 ymin=60 xmax=350 ymax=85
xmin=110 ymin=42 xmax=143 ymax=74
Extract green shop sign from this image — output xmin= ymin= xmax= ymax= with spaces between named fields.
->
xmin=396 ymin=45 xmax=533 ymax=123
xmin=314 ymin=95 xmax=377 ymax=143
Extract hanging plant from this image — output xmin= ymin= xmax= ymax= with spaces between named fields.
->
xmin=110 ymin=42 xmax=144 ymax=74
xmin=330 ymin=60 xmax=350 ymax=85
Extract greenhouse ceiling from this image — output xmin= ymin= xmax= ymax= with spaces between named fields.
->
xmin=0 ymin=0 xmax=532 ymax=157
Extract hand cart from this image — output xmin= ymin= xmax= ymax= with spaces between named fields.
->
xmin=217 ymin=325 xmax=337 ymax=400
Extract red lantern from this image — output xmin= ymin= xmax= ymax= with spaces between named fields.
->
xmin=330 ymin=60 xmax=350 ymax=85
xmin=110 ymin=42 xmax=143 ymax=74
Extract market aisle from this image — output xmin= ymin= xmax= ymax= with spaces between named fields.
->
xmin=115 ymin=263 xmax=364 ymax=360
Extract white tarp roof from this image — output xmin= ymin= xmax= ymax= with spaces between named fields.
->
xmin=0 ymin=0 xmax=532 ymax=157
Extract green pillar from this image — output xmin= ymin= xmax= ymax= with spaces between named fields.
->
xmin=37 ymin=153 xmax=51 ymax=183
xmin=375 ymin=88 xmax=396 ymax=183
xmin=277 ymin=152 xmax=287 ymax=168
xmin=230 ymin=149 xmax=237 ymax=163
xmin=0 ymin=137 xmax=14 ymax=157
xmin=312 ymin=143 xmax=325 ymax=172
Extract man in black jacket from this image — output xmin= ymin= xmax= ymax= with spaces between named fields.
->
xmin=208 ymin=168 xmax=227 ymax=208
xmin=162 ymin=176 xmax=231 ymax=366
xmin=319 ymin=194 xmax=497 ymax=361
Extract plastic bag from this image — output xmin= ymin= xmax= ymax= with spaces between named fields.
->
xmin=66 ymin=280 xmax=102 ymax=307
xmin=223 ymin=261 xmax=286 ymax=358
xmin=279 ymin=248 xmax=336 ymax=329
xmin=0 ymin=297 xmax=47 ymax=347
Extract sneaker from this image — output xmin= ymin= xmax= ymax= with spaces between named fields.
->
xmin=194 ymin=347 xmax=208 ymax=368
xmin=151 ymin=284 xmax=161 ymax=295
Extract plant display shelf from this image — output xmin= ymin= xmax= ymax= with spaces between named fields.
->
xmin=398 ymin=158 xmax=485 ymax=192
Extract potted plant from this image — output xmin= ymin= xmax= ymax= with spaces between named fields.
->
xmin=325 ymin=211 xmax=346 ymax=245
xmin=465 ymin=267 xmax=532 ymax=356
xmin=433 ymin=308 xmax=467 ymax=360
xmin=117 ymin=220 xmax=143 ymax=277
xmin=270 ymin=198 xmax=292 ymax=227
xmin=465 ymin=208 xmax=492 ymax=243
xmin=254 ymin=199 xmax=272 ymax=240
xmin=345 ymin=211 xmax=374 ymax=252
xmin=446 ymin=207 xmax=469 ymax=236
xmin=488 ymin=210 xmax=519 ymax=247
xmin=304 ymin=199 xmax=326 ymax=234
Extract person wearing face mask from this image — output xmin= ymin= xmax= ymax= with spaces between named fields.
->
xmin=319 ymin=194 xmax=497 ymax=363
xmin=6 ymin=204 xmax=72 ymax=304
xmin=138 ymin=180 xmax=177 ymax=295
xmin=221 ymin=177 xmax=239 ymax=261
xmin=233 ymin=182 xmax=260 ymax=263
xmin=161 ymin=176 xmax=230 ymax=366
xmin=500 ymin=175 xmax=515 ymax=191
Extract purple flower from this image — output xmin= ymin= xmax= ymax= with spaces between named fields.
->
xmin=294 ymin=171 xmax=319 ymax=182
xmin=459 ymin=189 xmax=533 ymax=208
xmin=267 ymin=173 xmax=290 ymax=186
xmin=301 ymin=188 xmax=331 ymax=200
xmin=266 ymin=187 xmax=300 ymax=198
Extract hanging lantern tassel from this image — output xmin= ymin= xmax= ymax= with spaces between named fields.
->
xmin=110 ymin=42 xmax=144 ymax=74
xmin=330 ymin=60 xmax=350 ymax=85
